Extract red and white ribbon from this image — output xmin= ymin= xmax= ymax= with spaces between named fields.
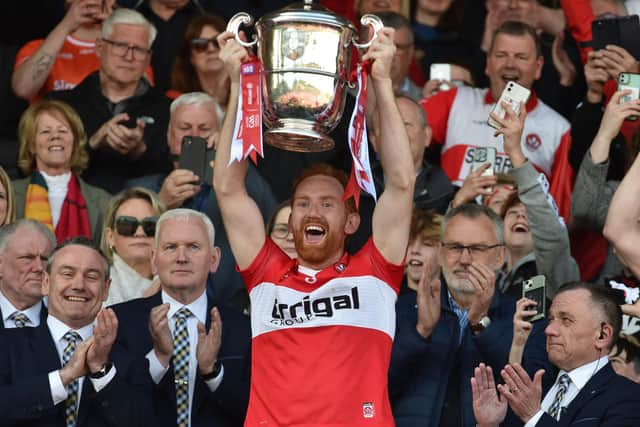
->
xmin=344 ymin=62 xmax=376 ymax=208
xmin=230 ymin=57 xmax=263 ymax=165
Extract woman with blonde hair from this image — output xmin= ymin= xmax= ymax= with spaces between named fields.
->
xmin=0 ymin=166 xmax=16 ymax=226
xmin=14 ymin=99 xmax=110 ymax=242
xmin=101 ymin=187 xmax=166 ymax=306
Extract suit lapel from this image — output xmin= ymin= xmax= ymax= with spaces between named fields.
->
xmin=560 ymin=363 xmax=614 ymax=423
xmin=32 ymin=323 xmax=62 ymax=372
xmin=31 ymin=324 xmax=67 ymax=421
xmin=0 ymin=306 xmax=4 ymax=329
xmin=191 ymin=294 xmax=217 ymax=417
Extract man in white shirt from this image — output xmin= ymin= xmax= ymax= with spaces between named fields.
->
xmin=0 ymin=219 xmax=55 ymax=329
xmin=471 ymin=282 xmax=640 ymax=427
xmin=111 ymin=209 xmax=251 ymax=427
xmin=0 ymin=237 xmax=145 ymax=426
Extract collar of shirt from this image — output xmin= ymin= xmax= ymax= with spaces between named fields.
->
xmin=161 ymin=289 xmax=207 ymax=327
xmin=447 ymin=290 xmax=469 ymax=344
xmin=559 ymin=355 xmax=609 ymax=391
xmin=0 ymin=289 xmax=43 ymax=326
xmin=47 ymin=315 xmax=94 ymax=345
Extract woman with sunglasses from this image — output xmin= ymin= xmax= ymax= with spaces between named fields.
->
xmin=101 ymin=187 xmax=166 ymax=306
xmin=168 ymin=14 xmax=228 ymax=124
xmin=14 ymin=99 xmax=110 ymax=242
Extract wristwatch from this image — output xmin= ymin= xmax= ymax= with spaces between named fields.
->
xmin=200 ymin=361 xmax=222 ymax=381
xmin=89 ymin=362 xmax=113 ymax=379
xmin=469 ymin=316 xmax=491 ymax=334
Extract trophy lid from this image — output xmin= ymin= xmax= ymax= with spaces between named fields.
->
xmin=258 ymin=0 xmax=357 ymax=31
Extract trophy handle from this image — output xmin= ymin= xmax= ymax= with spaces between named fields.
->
xmin=352 ymin=14 xmax=383 ymax=49
xmin=226 ymin=12 xmax=258 ymax=48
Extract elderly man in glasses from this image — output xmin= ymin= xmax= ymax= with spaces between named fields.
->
xmin=49 ymin=8 xmax=173 ymax=194
xmin=389 ymin=202 xmax=548 ymax=427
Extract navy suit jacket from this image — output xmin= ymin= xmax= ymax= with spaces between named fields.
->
xmin=0 ymin=303 xmax=48 ymax=329
xmin=534 ymin=363 xmax=640 ymax=427
xmin=111 ymin=291 xmax=251 ymax=427
xmin=0 ymin=322 xmax=147 ymax=427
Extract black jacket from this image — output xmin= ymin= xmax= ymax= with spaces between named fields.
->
xmin=111 ymin=292 xmax=252 ymax=427
xmin=48 ymin=72 xmax=173 ymax=194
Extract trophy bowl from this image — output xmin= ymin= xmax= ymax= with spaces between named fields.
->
xmin=227 ymin=1 xmax=382 ymax=152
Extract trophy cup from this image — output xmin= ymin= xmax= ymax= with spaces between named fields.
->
xmin=226 ymin=0 xmax=382 ymax=152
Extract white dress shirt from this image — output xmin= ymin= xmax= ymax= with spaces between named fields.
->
xmin=0 ymin=289 xmax=42 ymax=328
xmin=46 ymin=315 xmax=116 ymax=407
xmin=524 ymin=356 xmax=609 ymax=426
xmin=146 ymin=290 xmax=224 ymax=427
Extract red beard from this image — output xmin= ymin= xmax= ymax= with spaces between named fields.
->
xmin=293 ymin=216 xmax=344 ymax=265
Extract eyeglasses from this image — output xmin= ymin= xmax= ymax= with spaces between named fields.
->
xmin=114 ymin=216 xmax=158 ymax=237
xmin=441 ymin=242 xmax=503 ymax=258
xmin=102 ymin=38 xmax=150 ymax=61
xmin=271 ymin=224 xmax=292 ymax=239
xmin=191 ymin=37 xmax=220 ymax=53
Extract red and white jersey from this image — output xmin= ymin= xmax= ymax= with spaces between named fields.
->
xmin=240 ymin=238 xmax=403 ymax=427
xmin=421 ymin=86 xmax=574 ymax=219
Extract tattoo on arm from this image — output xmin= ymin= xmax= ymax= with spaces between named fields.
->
xmin=32 ymin=53 xmax=54 ymax=82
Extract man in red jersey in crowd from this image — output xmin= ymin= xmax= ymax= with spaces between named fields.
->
xmin=214 ymin=26 xmax=415 ymax=427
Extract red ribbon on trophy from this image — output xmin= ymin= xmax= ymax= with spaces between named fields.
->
xmin=343 ymin=62 xmax=376 ymax=209
xmin=230 ymin=56 xmax=264 ymax=165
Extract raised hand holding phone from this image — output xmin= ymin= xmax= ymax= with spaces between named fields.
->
xmin=490 ymin=99 xmax=527 ymax=168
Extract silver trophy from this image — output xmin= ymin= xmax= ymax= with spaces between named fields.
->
xmin=227 ymin=0 xmax=382 ymax=152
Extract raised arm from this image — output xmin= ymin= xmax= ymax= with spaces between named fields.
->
xmin=366 ymin=28 xmax=416 ymax=264
xmin=572 ymin=91 xmax=640 ymax=229
xmin=212 ymin=32 xmax=266 ymax=270
xmin=604 ymin=148 xmax=640 ymax=278
xmin=12 ymin=0 xmax=105 ymax=100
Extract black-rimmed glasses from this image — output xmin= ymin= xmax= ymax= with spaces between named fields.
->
xmin=441 ymin=242 xmax=503 ymax=258
xmin=102 ymin=38 xmax=150 ymax=61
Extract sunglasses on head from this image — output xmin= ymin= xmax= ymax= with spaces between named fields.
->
xmin=114 ymin=216 xmax=157 ymax=237
xmin=191 ymin=37 xmax=220 ymax=52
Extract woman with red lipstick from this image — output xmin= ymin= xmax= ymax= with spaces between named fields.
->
xmin=12 ymin=100 xmax=110 ymax=243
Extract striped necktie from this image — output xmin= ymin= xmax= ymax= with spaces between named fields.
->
xmin=548 ymin=373 xmax=571 ymax=420
xmin=173 ymin=307 xmax=192 ymax=427
xmin=62 ymin=331 xmax=82 ymax=427
xmin=9 ymin=311 xmax=30 ymax=328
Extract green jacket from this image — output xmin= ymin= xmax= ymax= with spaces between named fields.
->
xmin=13 ymin=175 xmax=111 ymax=244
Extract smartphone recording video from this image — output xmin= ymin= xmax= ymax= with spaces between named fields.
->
xmin=522 ymin=275 xmax=546 ymax=322
xmin=487 ymin=81 xmax=530 ymax=129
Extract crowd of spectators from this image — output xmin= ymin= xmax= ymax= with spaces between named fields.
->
xmin=2 ymin=0 xmax=640 ymax=426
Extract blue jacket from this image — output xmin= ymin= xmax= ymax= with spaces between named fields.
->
xmin=389 ymin=280 xmax=549 ymax=427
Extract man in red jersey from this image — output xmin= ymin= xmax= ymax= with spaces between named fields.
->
xmin=214 ymin=27 xmax=415 ymax=427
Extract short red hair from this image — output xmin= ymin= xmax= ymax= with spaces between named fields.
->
xmin=291 ymin=164 xmax=357 ymax=214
